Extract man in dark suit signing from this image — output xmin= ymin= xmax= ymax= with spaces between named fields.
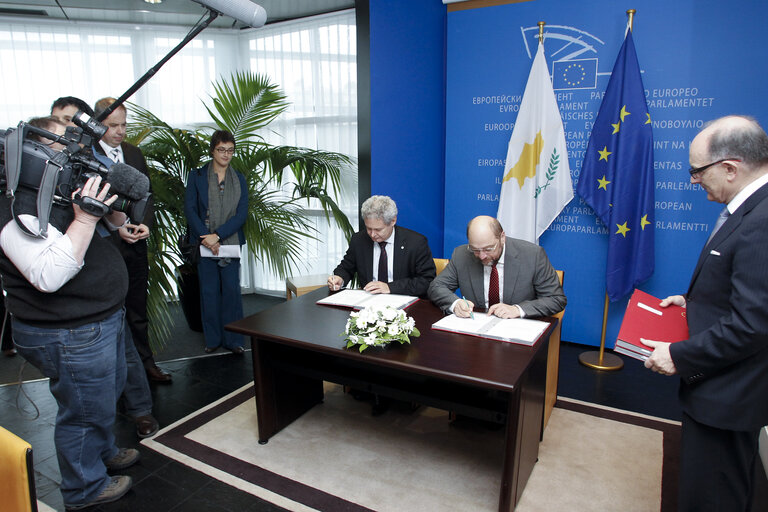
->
xmin=643 ymin=115 xmax=768 ymax=512
xmin=428 ymin=215 xmax=565 ymax=318
xmin=328 ymin=195 xmax=436 ymax=297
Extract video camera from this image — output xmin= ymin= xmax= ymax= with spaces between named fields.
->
xmin=0 ymin=111 xmax=151 ymax=238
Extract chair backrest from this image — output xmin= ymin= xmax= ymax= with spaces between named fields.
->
xmin=433 ymin=258 xmax=449 ymax=276
xmin=544 ymin=269 xmax=565 ymax=430
xmin=0 ymin=426 xmax=37 ymax=512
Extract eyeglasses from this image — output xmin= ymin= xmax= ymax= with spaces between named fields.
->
xmin=467 ymin=241 xmax=499 ymax=254
xmin=688 ymin=158 xmax=740 ymax=178
xmin=215 ymin=147 xmax=235 ymax=155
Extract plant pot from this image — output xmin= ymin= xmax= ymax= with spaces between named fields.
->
xmin=175 ymin=264 xmax=203 ymax=332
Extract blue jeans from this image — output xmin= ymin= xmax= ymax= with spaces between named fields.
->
xmin=121 ymin=320 xmax=153 ymax=418
xmin=13 ymin=310 xmax=126 ymax=508
xmin=198 ymin=257 xmax=245 ymax=349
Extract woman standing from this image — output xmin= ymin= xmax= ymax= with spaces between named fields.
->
xmin=184 ymin=130 xmax=248 ymax=354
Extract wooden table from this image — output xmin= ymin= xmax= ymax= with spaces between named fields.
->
xmin=285 ymin=273 xmax=328 ymax=300
xmin=227 ymin=288 xmax=555 ymax=511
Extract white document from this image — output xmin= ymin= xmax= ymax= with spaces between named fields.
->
xmin=316 ymin=289 xmax=418 ymax=310
xmin=199 ymin=244 xmax=241 ymax=258
xmin=431 ymin=312 xmax=549 ymax=346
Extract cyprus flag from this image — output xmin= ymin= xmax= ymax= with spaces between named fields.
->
xmin=497 ymin=41 xmax=573 ymax=244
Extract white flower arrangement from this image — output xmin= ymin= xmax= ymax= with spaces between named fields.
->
xmin=343 ymin=305 xmax=420 ymax=352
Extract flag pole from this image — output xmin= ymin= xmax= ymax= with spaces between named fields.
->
xmin=579 ymin=8 xmax=641 ymax=372
xmin=579 ymin=293 xmax=624 ymax=370
xmin=538 ymin=21 xmax=545 ymax=43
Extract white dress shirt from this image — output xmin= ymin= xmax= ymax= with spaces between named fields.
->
xmin=0 ymin=215 xmax=82 ymax=293
xmin=99 ymin=140 xmax=123 ymax=163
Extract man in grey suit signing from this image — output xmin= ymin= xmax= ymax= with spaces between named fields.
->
xmin=429 ymin=216 xmax=565 ymax=318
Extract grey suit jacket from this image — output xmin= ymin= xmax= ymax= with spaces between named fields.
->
xmin=428 ymin=237 xmax=566 ymax=317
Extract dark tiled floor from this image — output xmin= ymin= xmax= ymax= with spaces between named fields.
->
xmin=1 ymin=303 xmax=765 ymax=510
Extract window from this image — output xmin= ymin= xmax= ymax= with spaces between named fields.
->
xmin=0 ymin=11 xmax=357 ymax=295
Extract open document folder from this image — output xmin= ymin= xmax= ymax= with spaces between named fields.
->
xmin=316 ymin=289 xmax=418 ymax=310
xmin=432 ymin=312 xmax=549 ymax=346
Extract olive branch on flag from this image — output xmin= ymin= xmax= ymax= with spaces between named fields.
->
xmin=534 ymin=148 xmax=559 ymax=198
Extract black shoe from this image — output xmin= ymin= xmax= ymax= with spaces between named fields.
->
xmin=65 ymin=475 xmax=132 ymax=510
xmin=371 ymin=395 xmax=390 ymax=417
xmin=146 ymin=365 xmax=172 ymax=383
xmin=135 ymin=415 xmax=160 ymax=439
xmin=229 ymin=346 xmax=245 ymax=355
xmin=204 ymin=346 xmax=219 ymax=354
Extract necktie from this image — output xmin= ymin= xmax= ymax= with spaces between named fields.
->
xmin=706 ymin=207 xmax=730 ymax=245
xmin=110 ymin=148 xmax=120 ymax=163
xmin=377 ymin=241 xmax=388 ymax=282
xmin=488 ymin=262 xmax=500 ymax=307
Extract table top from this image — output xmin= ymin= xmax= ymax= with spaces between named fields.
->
xmin=227 ymin=287 xmax=555 ymax=392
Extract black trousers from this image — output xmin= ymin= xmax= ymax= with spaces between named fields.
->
xmin=121 ymin=241 xmax=153 ymax=370
xmin=0 ymin=297 xmax=12 ymax=351
xmin=679 ymin=411 xmax=759 ymax=512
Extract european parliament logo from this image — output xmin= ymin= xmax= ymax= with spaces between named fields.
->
xmin=519 ymin=24 xmax=604 ymax=91
xmin=552 ymin=59 xmax=597 ymax=90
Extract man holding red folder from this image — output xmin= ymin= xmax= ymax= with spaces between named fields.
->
xmin=642 ymin=116 xmax=768 ymax=512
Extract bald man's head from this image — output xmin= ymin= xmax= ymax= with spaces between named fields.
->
xmin=466 ymin=216 xmax=505 ymax=266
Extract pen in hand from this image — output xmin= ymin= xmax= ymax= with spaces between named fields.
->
xmin=462 ymin=296 xmax=475 ymax=319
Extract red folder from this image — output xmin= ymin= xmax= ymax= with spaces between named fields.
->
xmin=614 ymin=289 xmax=689 ymax=362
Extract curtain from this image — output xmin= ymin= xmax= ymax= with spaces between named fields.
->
xmin=240 ymin=11 xmax=358 ymax=293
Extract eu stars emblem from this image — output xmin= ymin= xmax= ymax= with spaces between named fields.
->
xmin=552 ymin=59 xmax=597 ymax=90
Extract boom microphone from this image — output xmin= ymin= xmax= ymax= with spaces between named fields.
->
xmin=190 ymin=0 xmax=267 ymax=28
xmin=106 ymin=163 xmax=150 ymax=200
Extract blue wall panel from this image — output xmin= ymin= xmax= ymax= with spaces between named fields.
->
xmin=369 ymin=0 xmax=446 ymax=256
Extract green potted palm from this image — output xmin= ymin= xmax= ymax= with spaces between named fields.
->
xmin=126 ymin=70 xmax=355 ymax=347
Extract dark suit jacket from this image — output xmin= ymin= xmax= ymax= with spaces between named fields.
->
xmin=428 ymin=237 xmax=566 ymax=317
xmin=333 ymin=226 xmax=436 ymax=297
xmin=93 ymin=142 xmax=154 ymax=259
xmin=670 ymin=181 xmax=768 ymax=431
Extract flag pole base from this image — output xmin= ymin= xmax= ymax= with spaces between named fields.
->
xmin=579 ymin=351 xmax=624 ymax=371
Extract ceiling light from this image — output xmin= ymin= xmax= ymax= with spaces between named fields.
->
xmin=144 ymin=0 xmax=162 ymax=4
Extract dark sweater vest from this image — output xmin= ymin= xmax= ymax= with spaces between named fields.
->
xmin=0 ymin=191 xmax=128 ymax=328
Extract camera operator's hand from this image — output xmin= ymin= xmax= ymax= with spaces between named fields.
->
xmin=68 ymin=176 xmax=117 ymax=263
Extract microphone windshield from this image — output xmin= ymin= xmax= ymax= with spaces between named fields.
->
xmin=191 ymin=0 xmax=267 ymax=28
xmin=107 ymin=163 xmax=150 ymax=200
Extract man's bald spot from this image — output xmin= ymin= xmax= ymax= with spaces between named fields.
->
xmin=467 ymin=215 xmax=503 ymax=238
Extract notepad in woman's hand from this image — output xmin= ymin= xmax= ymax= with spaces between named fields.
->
xmin=200 ymin=245 xmax=241 ymax=258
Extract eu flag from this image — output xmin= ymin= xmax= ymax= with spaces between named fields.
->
xmin=576 ymin=31 xmax=654 ymax=302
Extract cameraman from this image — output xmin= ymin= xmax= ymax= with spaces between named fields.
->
xmin=0 ymin=175 xmax=137 ymax=509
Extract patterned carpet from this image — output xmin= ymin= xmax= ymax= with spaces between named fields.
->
xmin=143 ymin=384 xmax=681 ymax=512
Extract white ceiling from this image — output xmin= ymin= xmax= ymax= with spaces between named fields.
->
xmin=0 ymin=0 xmax=355 ymax=29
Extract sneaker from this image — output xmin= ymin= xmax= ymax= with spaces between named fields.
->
xmin=105 ymin=448 xmax=140 ymax=471
xmin=65 ymin=475 xmax=132 ymax=510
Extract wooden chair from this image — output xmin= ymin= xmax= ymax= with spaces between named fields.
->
xmin=433 ymin=258 xmax=449 ymax=276
xmin=543 ymin=270 xmax=565 ymax=430
xmin=0 ymin=426 xmax=37 ymax=512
